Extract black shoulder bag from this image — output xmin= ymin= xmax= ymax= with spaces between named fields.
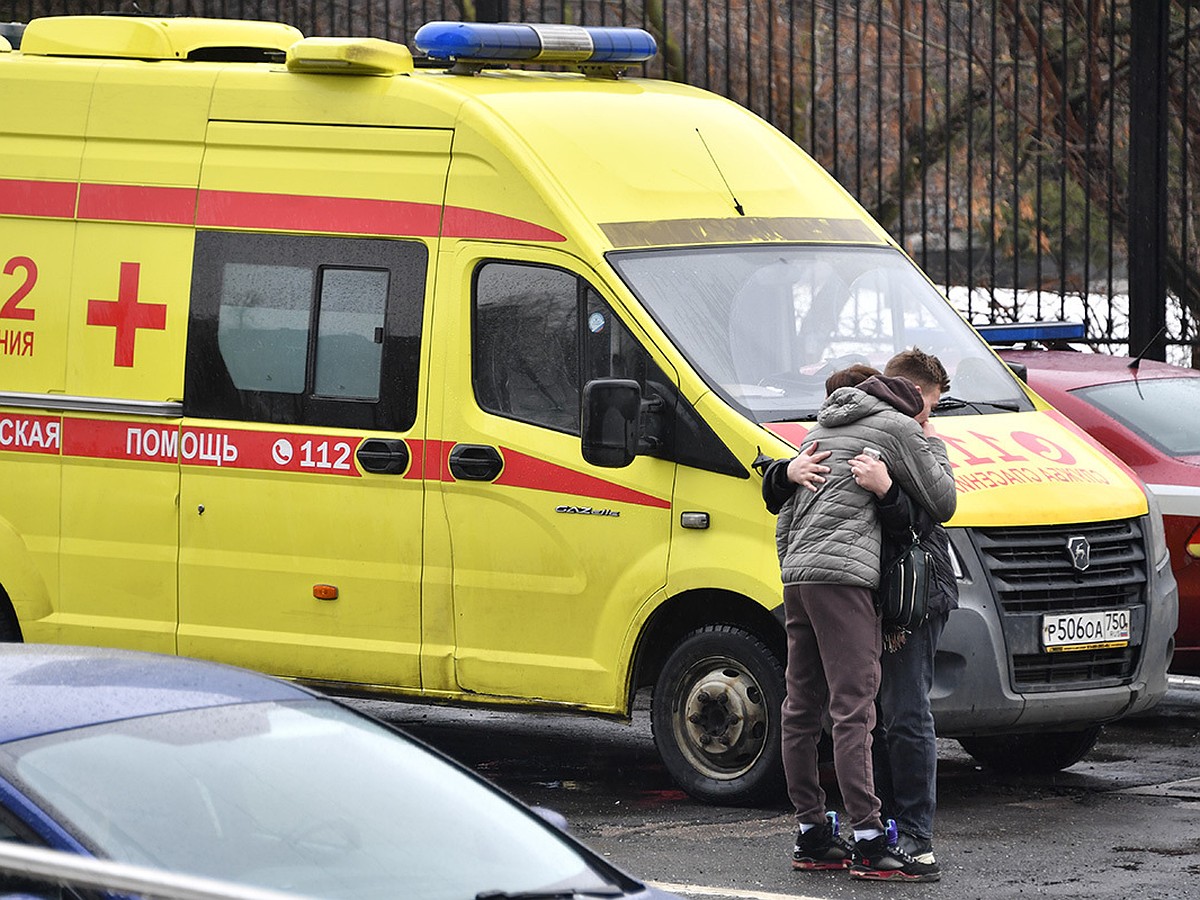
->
xmin=877 ymin=495 xmax=933 ymax=632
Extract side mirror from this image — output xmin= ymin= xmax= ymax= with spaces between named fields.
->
xmin=581 ymin=379 xmax=641 ymax=468
xmin=1005 ymin=361 xmax=1028 ymax=383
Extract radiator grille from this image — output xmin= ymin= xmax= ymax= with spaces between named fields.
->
xmin=973 ymin=518 xmax=1146 ymax=691
xmin=1011 ymin=648 xmax=1138 ymax=686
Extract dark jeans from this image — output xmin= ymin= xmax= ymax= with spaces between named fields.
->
xmin=873 ymin=611 xmax=947 ymax=842
xmin=782 ymin=582 xmax=884 ymax=833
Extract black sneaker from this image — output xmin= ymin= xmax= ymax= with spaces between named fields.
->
xmin=792 ymin=811 xmax=854 ymax=871
xmin=850 ymin=821 xmax=941 ymax=882
xmin=897 ymin=831 xmax=937 ymax=866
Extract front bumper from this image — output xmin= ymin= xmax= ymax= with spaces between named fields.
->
xmin=931 ymin=520 xmax=1176 ymax=736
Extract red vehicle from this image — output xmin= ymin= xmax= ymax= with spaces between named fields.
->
xmin=994 ymin=338 xmax=1200 ymax=675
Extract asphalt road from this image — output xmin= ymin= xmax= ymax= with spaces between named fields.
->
xmin=352 ymin=676 xmax=1200 ymax=900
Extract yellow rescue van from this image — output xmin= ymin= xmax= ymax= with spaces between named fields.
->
xmin=0 ymin=16 xmax=1176 ymax=803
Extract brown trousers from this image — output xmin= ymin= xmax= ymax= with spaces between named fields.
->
xmin=781 ymin=582 xmax=884 ymax=832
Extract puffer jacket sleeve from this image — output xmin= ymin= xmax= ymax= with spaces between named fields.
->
xmin=887 ymin=429 xmax=957 ymax=523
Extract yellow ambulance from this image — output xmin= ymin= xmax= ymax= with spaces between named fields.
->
xmin=0 ymin=15 xmax=1176 ymax=804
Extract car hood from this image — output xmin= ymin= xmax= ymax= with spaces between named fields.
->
xmin=765 ymin=408 xmax=1148 ymax=528
xmin=0 ymin=644 xmax=310 ymax=743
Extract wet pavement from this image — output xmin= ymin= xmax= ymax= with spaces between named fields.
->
xmin=351 ymin=676 xmax=1200 ymax=900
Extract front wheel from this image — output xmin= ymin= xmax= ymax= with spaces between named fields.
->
xmin=651 ymin=625 xmax=786 ymax=806
xmin=957 ymin=725 xmax=1103 ymax=774
xmin=0 ymin=597 xmax=21 ymax=643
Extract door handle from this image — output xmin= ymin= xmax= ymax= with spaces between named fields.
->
xmin=356 ymin=439 xmax=410 ymax=475
xmin=448 ymin=444 xmax=504 ymax=482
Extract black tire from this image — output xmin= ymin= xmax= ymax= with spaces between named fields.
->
xmin=651 ymin=624 xmax=786 ymax=806
xmin=0 ymin=597 xmax=21 ymax=643
xmin=957 ymin=725 xmax=1102 ymax=774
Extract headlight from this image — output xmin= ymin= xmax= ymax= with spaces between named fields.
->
xmin=1142 ymin=486 xmax=1170 ymax=569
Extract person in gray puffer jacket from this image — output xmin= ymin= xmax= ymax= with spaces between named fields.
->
xmin=764 ymin=371 xmax=955 ymax=879
xmin=770 ymin=375 xmax=956 ymax=585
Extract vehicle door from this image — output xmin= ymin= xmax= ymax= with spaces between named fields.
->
xmin=177 ymin=122 xmax=446 ymax=686
xmin=430 ymin=245 xmax=676 ymax=708
xmin=51 ymin=68 xmax=209 ymax=653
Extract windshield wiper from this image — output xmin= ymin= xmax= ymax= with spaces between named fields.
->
xmin=931 ymin=395 xmax=1022 ymax=415
xmin=931 ymin=395 xmax=969 ymax=412
xmin=969 ymin=398 xmax=1023 ymax=411
xmin=762 ymin=411 xmax=821 ymax=424
xmin=476 ymin=888 xmax=625 ymax=899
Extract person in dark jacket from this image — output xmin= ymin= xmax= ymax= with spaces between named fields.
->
xmin=762 ymin=364 xmax=955 ymax=882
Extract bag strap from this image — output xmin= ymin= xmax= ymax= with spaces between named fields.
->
xmin=898 ymin=489 xmax=934 ymax=543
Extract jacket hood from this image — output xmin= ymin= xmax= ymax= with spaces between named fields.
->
xmin=860 ymin=374 xmax=923 ymax=418
xmin=816 ymin=374 xmax=923 ymax=427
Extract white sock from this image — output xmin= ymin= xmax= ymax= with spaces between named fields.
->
xmin=854 ymin=828 xmax=883 ymax=841
xmin=797 ymin=822 xmax=817 ymax=834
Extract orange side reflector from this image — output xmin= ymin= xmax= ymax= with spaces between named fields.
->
xmin=313 ymin=584 xmax=339 ymax=600
xmin=1187 ymin=524 xmax=1200 ymax=559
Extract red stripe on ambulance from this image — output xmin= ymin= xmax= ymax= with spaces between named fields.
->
xmin=59 ymin=419 xmax=364 ymax=477
xmin=0 ymin=413 xmax=60 ymax=454
xmin=196 ymin=190 xmax=565 ymax=241
xmin=763 ymin=422 xmax=811 ymax=447
xmin=196 ymin=190 xmax=443 ymax=236
xmin=78 ymin=183 xmax=197 ymax=225
xmin=180 ymin=427 xmax=364 ymax=476
xmin=44 ymin=420 xmax=659 ymax=502
xmin=406 ymin=439 xmax=666 ymax=508
xmin=3 ymin=179 xmax=564 ymax=242
xmin=0 ymin=179 xmax=76 ymax=218
xmin=441 ymin=206 xmax=566 ymax=242
xmin=405 ymin=438 xmax=455 ymax=481
xmin=61 ymin=419 xmax=179 ymax=463
xmin=494 ymin=448 xmax=670 ymax=509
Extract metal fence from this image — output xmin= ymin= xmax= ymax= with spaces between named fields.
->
xmin=4 ymin=1 xmax=1198 ymax=363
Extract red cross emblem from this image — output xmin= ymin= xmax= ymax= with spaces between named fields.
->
xmin=87 ymin=262 xmax=167 ymax=368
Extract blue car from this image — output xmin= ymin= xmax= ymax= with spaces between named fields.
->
xmin=0 ymin=644 xmax=679 ymax=900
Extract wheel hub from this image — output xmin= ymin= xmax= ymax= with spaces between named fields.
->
xmin=679 ymin=665 xmax=768 ymax=771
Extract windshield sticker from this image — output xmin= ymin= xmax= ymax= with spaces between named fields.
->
xmin=600 ymin=216 xmax=879 ymax=248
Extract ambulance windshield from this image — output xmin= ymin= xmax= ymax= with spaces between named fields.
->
xmin=610 ymin=245 xmax=1031 ymax=423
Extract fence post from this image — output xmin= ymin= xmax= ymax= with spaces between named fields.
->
xmin=477 ymin=1 xmax=508 ymax=23
xmin=1127 ymin=0 xmax=1170 ymax=360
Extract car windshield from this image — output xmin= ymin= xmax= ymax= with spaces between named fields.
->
xmin=609 ymin=244 xmax=1028 ymax=422
xmin=0 ymin=700 xmax=624 ymax=900
xmin=1073 ymin=377 xmax=1200 ymax=457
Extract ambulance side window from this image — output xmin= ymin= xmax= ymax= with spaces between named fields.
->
xmin=472 ymin=261 xmax=666 ymax=436
xmin=474 ymin=264 xmax=579 ymax=433
xmin=314 ymin=268 xmax=388 ymax=401
xmin=212 ymin=261 xmax=309 ymax=393
xmin=185 ymin=232 xmax=426 ymax=431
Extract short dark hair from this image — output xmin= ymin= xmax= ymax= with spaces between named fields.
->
xmin=825 ymin=363 xmax=881 ymax=395
xmin=884 ymin=347 xmax=950 ymax=393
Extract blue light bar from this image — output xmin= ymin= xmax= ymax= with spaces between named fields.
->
xmin=413 ymin=21 xmax=657 ymax=66
xmin=976 ymin=320 xmax=1087 ymax=345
